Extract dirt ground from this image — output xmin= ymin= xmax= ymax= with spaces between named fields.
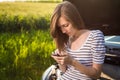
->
xmin=100 ymin=63 xmax=120 ymax=80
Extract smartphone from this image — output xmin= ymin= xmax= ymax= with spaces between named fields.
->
xmin=52 ymin=52 xmax=60 ymax=56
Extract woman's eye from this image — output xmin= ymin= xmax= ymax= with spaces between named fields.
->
xmin=63 ymin=24 xmax=68 ymax=27
xmin=58 ymin=24 xmax=69 ymax=29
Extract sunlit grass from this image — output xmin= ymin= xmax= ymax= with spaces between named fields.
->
xmin=0 ymin=2 xmax=58 ymax=16
xmin=0 ymin=2 xmax=59 ymax=32
xmin=0 ymin=2 xmax=59 ymax=80
xmin=0 ymin=30 xmax=56 ymax=80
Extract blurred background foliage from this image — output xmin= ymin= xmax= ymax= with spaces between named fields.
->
xmin=0 ymin=1 xmax=61 ymax=80
xmin=0 ymin=2 xmax=58 ymax=32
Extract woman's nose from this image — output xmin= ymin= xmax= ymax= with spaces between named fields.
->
xmin=61 ymin=28 xmax=66 ymax=33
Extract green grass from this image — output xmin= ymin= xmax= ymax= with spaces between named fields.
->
xmin=0 ymin=2 xmax=60 ymax=32
xmin=0 ymin=2 xmax=59 ymax=80
xmin=0 ymin=30 xmax=56 ymax=80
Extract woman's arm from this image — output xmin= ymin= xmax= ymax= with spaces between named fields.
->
xmin=71 ymin=59 xmax=102 ymax=79
xmin=52 ymin=51 xmax=103 ymax=79
xmin=68 ymin=30 xmax=105 ymax=79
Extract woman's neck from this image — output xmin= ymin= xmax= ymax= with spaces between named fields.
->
xmin=70 ymin=29 xmax=85 ymax=42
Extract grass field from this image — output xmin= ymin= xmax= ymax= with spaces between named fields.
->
xmin=0 ymin=2 xmax=60 ymax=32
xmin=0 ymin=2 xmax=59 ymax=80
xmin=0 ymin=2 xmax=58 ymax=16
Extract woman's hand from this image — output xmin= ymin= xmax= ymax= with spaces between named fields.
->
xmin=51 ymin=51 xmax=73 ymax=65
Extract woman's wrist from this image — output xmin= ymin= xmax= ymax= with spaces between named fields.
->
xmin=71 ymin=59 xmax=75 ymax=66
xmin=58 ymin=64 xmax=67 ymax=72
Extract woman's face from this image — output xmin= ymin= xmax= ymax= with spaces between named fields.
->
xmin=58 ymin=16 xmax=77 ymax=37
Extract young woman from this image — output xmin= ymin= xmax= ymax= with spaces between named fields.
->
xmin=50 ymin=1 xmax=106 ymax=80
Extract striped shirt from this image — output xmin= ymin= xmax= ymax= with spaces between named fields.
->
xmin=60 ymin=30 xmax=106 ymax=80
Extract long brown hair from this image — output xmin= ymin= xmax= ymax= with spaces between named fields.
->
xmin=50 ymin=1 xmax=85 ymax=52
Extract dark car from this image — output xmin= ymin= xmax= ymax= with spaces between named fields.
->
xmin=104 ymin=36 xmax=120 ymax=65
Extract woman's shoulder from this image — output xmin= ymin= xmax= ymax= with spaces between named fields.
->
xmin=82 ymin=29 xmax=104 ymax=36
xmin=91 ymin=29 xmax=102 ymax=32
xmin=90 ymin=30 xmax=104 ymax=35
xmin=90 ymin=30 xmax=104 ymax=39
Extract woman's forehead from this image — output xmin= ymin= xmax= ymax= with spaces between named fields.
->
xmin=58 ymin=17 xmax=68 ymax=26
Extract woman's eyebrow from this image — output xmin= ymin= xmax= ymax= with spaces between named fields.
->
xmin=60 ymin=23 xmax=68 ymax=27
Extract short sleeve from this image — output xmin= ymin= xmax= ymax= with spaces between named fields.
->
xmin=91 ymin=30 xmax=106 ymax=64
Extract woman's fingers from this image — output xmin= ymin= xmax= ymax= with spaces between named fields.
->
xmin=51 ymin=55 xmax=64 ymax=60
xmin=59 ymin=60 xmax=64 ymax=65
xmin=60 ymin=51 xmax=67 ymax=56
xmin=51 ymin=54 xmax=72 ymax=65
xmin=51 ymin=55 xmax=65 ymax=64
